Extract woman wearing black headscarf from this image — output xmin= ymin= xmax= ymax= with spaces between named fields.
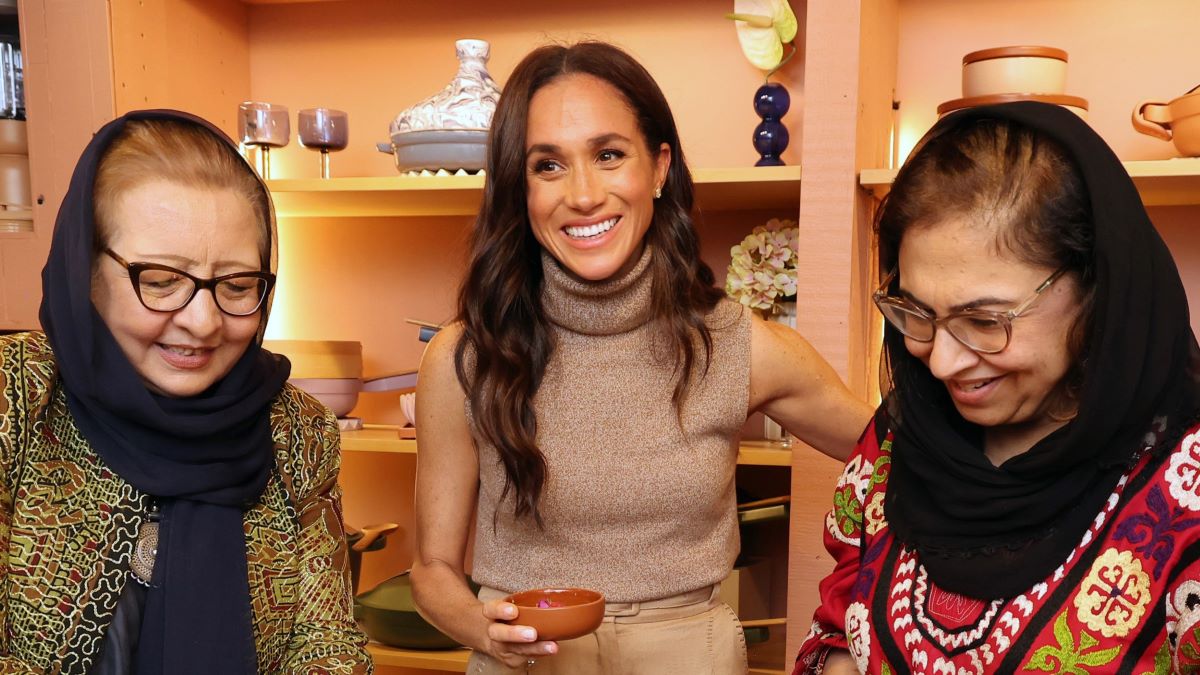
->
xmin=795 ymin=102 xmax=1200 ymax=674
xmin=0 ymin=110 xmax=370 ymax=673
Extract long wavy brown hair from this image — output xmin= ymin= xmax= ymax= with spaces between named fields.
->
xmin=455 ymin=42 xmax=723 ymax=525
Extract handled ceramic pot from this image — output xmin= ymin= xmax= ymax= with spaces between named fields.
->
xmin=346 ymin=522 xmax=400 ymax=594
xmin=1132 ymin=87 xmax=1200 ymax=156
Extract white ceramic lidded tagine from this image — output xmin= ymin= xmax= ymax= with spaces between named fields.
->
xmin=390 ymin=39 xmax=501 ymax=134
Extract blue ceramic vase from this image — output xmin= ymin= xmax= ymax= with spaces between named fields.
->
xmin=752 ymin=82 xmax=791 ymax=166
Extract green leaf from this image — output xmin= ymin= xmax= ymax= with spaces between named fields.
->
xmin=1054 ymin=611 xmax=1076 ymax=653
xmin=1077 ymin=645 xmax=1121 ymax=667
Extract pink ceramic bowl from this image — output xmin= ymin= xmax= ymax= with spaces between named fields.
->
xmin=289 ymin=377 xmax=362 ymax=417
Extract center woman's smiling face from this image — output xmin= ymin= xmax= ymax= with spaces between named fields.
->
xmin=90 ymin=179 xmax=264 ymax=398
xmin=898 ymin=218 xmax=1081 ymax=450
xmin=524 ymin=73 xmax=671 ymax=282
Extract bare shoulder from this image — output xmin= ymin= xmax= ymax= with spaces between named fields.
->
xmin=419 ymin=322 xmax=466 ymax=389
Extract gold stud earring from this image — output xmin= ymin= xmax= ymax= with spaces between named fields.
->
xmin=654 ymin=186 xmax=662 ymax=199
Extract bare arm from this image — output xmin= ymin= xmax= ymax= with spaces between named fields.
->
xmin=821 ymin=650 xmax=859 ymax=674
xmin=748 ymin=317 xmax=872 ymax=462
xmin=410 ymin=325 xmax=556 ymax=667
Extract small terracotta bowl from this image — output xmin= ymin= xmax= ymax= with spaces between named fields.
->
xmin=504 ymin=588 xmax=605 ymax=641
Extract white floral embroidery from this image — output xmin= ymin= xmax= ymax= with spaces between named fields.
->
xmin=845 ymin=602 xmax=871 ymax=674
xmin=826 ymin=455 xmax=874 ymax=545
xmin=1167 ymin=429 xmax=1200 ymax=511
xmin=1167 ymin=580 xmax=1200 ymax=654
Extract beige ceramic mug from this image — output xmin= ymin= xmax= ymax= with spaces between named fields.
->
xmin=1133 ymin=88 xmax=1200 ymax=157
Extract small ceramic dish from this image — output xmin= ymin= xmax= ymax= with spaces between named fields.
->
xmin=504 ymin=588 xmax=605 ymax=641
xmin=376 ymin=129 xmax=489 ymax=173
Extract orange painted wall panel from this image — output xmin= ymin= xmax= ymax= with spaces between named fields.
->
xmin=110 ymin=0 xmax=252 ymax=137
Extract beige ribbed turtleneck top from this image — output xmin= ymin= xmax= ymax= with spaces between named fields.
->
xmin=470 ymin=246 xmax=752 ymax=603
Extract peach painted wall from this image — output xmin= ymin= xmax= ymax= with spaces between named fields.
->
xmin=110 ymin=0 xmax=252 ymax=133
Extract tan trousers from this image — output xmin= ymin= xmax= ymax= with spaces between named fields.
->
xmin=467 ymin=585 xmax=749 ymax=675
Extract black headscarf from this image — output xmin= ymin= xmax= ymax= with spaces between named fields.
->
xmin=882 ymin=102 xmax=1200 ymax=600
xmin=39 ymin=109 xmax=291 ymax=672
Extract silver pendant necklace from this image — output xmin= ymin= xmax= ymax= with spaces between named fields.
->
xmin=131 ymin=501 xmax=159 ymax=586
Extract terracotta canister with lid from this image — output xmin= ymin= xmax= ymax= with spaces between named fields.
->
xmin=1132 ymin=87 xmax=1200 ymax=157
xmin=962 ymin=46 xmax=1069 ymax=98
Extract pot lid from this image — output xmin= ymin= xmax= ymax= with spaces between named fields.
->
xmin=963 ymin=46 xmax=1069 ymax=65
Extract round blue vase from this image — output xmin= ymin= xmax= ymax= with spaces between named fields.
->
xmin=752 ymin=82 xmax=791 ymax=167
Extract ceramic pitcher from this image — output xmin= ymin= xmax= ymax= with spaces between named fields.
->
xmin=1133 ymin=86 xmax=1200 ymax=157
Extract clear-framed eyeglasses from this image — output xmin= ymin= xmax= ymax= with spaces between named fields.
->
xmin=103 ymin=248 xmax=275 ymax=317
xmin=872 ymin=266 xmax=1067 ymax=354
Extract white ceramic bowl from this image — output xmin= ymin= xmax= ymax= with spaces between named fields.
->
xmin=962 ymin=46 xmax=1068 ymax=98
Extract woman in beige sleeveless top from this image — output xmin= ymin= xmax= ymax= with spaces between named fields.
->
xmin=412 ymin=41 xmax=872 ymax=675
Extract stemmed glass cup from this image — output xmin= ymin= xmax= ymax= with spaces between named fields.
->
xmin=238 ymin=102 xmax=290 ymax=179
xmin=298 ymin=108 xmax=349 ymax=178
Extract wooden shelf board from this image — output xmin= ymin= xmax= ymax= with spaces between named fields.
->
xmin=341 ymin=427 xmax=792 ymax=467
xmin=364 ymin=642 xmax=783 ymax=673
xmin=341 ymin=427 xmax=418 ymax=454
xmin=366 ymin=643 xmax=470 ymax=671
xmin=267 ymin=166 xmax=802 ymax=218
xmin=861 ymin=158 xmax=1200 ymax=207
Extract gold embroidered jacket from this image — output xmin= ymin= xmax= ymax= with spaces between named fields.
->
xmin=0 ymin=332 xmax=372 ymax=674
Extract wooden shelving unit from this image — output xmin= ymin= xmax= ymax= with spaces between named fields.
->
xmin=341 ymin=427 xmax=793 ymax=467
xmin=366 ymin=643 xmax=470 ymax=671
xmin=860 ymin=157 xmax=1200 ymax=207
xmin=267 ymin=166 xmax=802 ymax=218
xmin=364 ymin=642 xmax=785 ymax=674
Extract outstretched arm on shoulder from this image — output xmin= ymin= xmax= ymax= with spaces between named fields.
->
xmin=749 ymin=317 xmax=873 ymax=462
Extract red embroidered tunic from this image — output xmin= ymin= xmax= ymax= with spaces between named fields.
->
xmin=794 ymin=415 xmax=1200 ymax=674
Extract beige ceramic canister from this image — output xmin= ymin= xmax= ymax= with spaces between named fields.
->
xmin=1133 ymin=86 xmax=1200 ymax=157
xmin=962 ymin=46 xmax=1069 ymax=98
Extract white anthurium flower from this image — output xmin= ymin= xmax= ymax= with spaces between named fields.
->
xmin=728 ymin=0 xmax=799 ymax=72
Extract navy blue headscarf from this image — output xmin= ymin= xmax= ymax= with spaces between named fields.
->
xmin=39 ymin=109 xmax=290 ymax=673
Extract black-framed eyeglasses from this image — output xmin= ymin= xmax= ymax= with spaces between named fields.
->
xmin=872 ymin=266 xmax=1067 ymax=354
xmin=103 ymin=248 xmax=275 ymax=317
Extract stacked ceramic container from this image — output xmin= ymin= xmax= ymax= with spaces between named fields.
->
xmin=263 ymin=339 xmax=364 ymax=418
xmin=0 ymin=118 xmax=30 ymax=233
xmin=938 ymin=46 xmax=1088 ymax=118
